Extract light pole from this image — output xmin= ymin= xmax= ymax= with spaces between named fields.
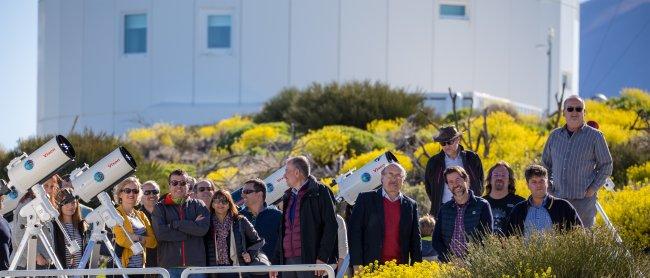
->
xmin=546 ymin=27 xmax=555 ymax=116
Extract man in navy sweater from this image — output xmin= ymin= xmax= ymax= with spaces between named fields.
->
xmin=239 ymin=178 xmax=282 ymax=257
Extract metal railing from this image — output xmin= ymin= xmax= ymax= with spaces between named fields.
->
xmin=0 ymin=267 xmax=170 ymax=278
xmin=180 ymin=265 xmax=335 ymax=278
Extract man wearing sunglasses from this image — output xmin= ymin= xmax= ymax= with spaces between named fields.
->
xmin=139 ymin=180 xmax=161 ymax=271
xmin=193 ymin=179 xmax=216 ymax=208
xmin=424 ymin=126 xmax=484 ymax=218
xmin=239 ymin=178 xmax=282 ymax=260
xmin=151 ymin=169 xmax=210 ymax=278
xmin=542 ymin=95 xmax=613 ymax=228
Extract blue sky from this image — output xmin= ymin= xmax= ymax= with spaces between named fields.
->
xmin=0 ymin=1 xmax=37 ymax=150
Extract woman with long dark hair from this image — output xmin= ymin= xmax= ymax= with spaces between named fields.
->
xmin=204 ymin=189 xmax=265 ymax=278
xmin=53 ymin=187 xmax=90 ymax=268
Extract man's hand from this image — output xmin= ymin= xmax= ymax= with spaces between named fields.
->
xmin=196 ymin=214 xmax=205 ymax=222
xmin=128 ymin=233 xmax=140 ymax=242
xmin=584 ymin=187 xmax=597 ymax=198
xmin=315 ymin=259 xmax=327 ymax=276
xmin=36 ymin=254 xmax=48 ymax=266
xmin=269 ymin=271 xmax=278 ymax=278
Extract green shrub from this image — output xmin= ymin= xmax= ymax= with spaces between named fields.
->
xmin=257 ymin=80 xmax=424 ymax=131
xmin=456 ymin=227 xmax=649 ymax=277
xmin=610 ymin=135 xmax=650 ymax=186
xmin=331 ymin=126 xmax=393 ymax=156
xmin=253 ymin=88 xmax=299 ymax=123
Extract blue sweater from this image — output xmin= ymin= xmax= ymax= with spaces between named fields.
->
xmin=240 ymin=203 xmax=283 ymax=256
xmin=431 ymin=190 xmax=493 ymax=261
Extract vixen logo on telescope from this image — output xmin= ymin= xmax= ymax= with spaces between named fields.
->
xmin=361 ymin=173 xmax=371 ymax=182
xmin=24 ymin=160 xmax=34 ymax=170
xmin=108 ymin=159 xmax=121 ymax=168
xmin=372 ymin=164 xmax=385 ymax=173
xmin=42 ymin=148 xmax=56 ymax=158
xmin=94 ymin=172 xmax=105 ymax=182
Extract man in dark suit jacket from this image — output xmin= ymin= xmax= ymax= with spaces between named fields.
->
xmin=349 ymin=162 xmax=422 ymax=274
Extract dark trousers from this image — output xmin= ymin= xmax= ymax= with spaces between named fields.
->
xmin=282 ymin=257 xmax=318 ymax=278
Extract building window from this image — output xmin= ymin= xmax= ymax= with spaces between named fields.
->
xmin=124 ymin=14 xmax=147 ymax=54
xmin=208 ymin=15 xmax=232 ymax=49
xmin=440 ymin=4 xmax=467 ymax=19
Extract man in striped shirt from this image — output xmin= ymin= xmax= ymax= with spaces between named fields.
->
xmin=541 ymin=95 xmax=613 ymax=228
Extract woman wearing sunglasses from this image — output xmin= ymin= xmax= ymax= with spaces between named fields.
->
xmin=204 ymin=189 xmax=266 ymax=278
xmin=53 ymin=187 xmax=92 ymax=268
xmin=112 ymin=177 xmax=158 ymax=275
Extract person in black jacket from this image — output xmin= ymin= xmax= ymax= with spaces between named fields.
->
xmin=349 ymin=162 xmax=422 ymax=273
xmin=424 ymin=126 xmax=484 ymax=218
xmin=507 ymin=165 xmax=583 ymax=237
xmin=0 ymin=193 xmax=12 ymax=271
xmin=204 ymin=189 xmax=264 ymax=278
xmin=239 ymin=178 xmax=282 ymax=258
xmin=431 ymin=166 xmax=492 ymax=262
xmin=273 ymin=156 xmax=337 ymax=278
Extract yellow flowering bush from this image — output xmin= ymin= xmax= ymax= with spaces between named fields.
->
xmin=354 ymin=260 xmax=465 ymax=278
xmin=626 ymin=161 xmax=650 ymax=185
xmin=366 ymin=118 xmax=405 ymax=138
xmin=197 ymin=115 xmax=255 ymax=139
xmin=596 ymin=185 xmax=650 ymax=249
xmin=414 ymin=142 xmax=441 ymax=168
xmin=206 ymin=167 xmax=239 ymax=188
xmin=293 ymin=127 xmax=350 ymax=165
xmin=584 ymin=100 xmax=643 ymax=146
xmin=341 ymin=149 xmax=413 ymax=174
xmin=127 ymin=123 xmax=186 ymax=147
xmin=231 ymin=123 xmax=290 ymax=153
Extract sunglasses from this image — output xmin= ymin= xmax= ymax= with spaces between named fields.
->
xmin=213 ymin=198 xmax=229 ymax=205
xmin=196 ymin=187 xmax=214 ymax=193
xmin=143 ymin=189 xmax=160 ymax=196
xmin=170 ymin=180 xmax=187 ymax=187
xmin=121 ymin=188 xmax=140 ymax=194
xmin=566 ymin=106 xmax=583 ymax=113
xmin=242 ymin=189 xmax=260 ymax=195
xmin=440 ymin=139 xmax=456 ymax=146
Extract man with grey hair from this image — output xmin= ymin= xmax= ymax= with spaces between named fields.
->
xmin=349 ymin=162 xmax=422 ymax=274
xmin=273 ymin=156 xmax=338 ymax=278
xmin=542 ymin=95 xmax=613 ymax=227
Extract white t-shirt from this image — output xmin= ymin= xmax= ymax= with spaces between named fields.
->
xmin=442 ymin=154 xmax=464 ymax=203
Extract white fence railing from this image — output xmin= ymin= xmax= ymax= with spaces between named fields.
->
xmin=0 ymin=267 xmax=170 ymax=278
xmin=180 ymin=265 xmax=335 ymax=278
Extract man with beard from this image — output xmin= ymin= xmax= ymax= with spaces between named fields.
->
xmin=431 ymin=166 xmax=492 ymax=261
xmin=483 ymin=161 xmax=525 ymax=235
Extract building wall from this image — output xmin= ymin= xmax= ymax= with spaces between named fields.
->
xmin=37 ymin=0 xmax=579 ymax=135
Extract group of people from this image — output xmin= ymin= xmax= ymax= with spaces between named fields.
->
xmin=0 ymin=95 xmax=613 ymax=277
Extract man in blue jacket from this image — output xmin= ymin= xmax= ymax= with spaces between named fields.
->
xmin=349 ymin=162 xmax=422 ymax=273
xmin=240 ymin=178 xmax=282 ymax=257
xmin=432 ymin=166 xmax=493 ymax=261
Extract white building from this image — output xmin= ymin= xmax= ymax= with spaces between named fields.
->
xmin=37 ymin=0 xmax=580 ymax=135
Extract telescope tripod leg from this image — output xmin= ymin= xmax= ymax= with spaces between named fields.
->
xmin=100 ymin=233 xmax=128 ymax=278
xmin=36 ymin=227 xmax=68 ymax=278
xmin=8 ymin=224 xmax=34 ymax=271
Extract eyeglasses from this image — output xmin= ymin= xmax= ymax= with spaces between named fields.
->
xmin=213 ymin=198 xmax=229 ymax=205
xmin=243 ymin=189 xmax=260 ymax=195
xmin=121 ymin=188 xmax=140 ymax=194
xmin=566 ymin=106 xmax=583 ymax=113
xmin=384 ymin=173 xmax=404 ymax=180
xmin=170 ymin=180 xmax=187 ymax=187
xmin=143 ymin=189 xmax=159 ymax=196
xmin=196 ymin=187 xmax=214 ymax=193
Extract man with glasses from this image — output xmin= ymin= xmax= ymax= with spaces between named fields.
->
xmin=424 ymin=126 xmax=484 ymax=218
xmin=239 ymin=178 xmax=282 ymax=259
xmin=349 ymin=163 xmax=422 ymax=274
xmin=151 ymin=169 xmax=210 ymax=278
xmin=193 ymin=179 xmax=215 ymax=208
xmin=483 ymin=161 xmax=525 ymax=235
xmin=139 ymin=180 xmax=161 ymax=270
xmin=542 ymin=95 xmax=613 ymax=228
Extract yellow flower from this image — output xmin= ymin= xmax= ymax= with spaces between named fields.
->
xmin=341 ymin=149 xmax=413 ymax=174
xmin=293 ymin=127 xmax=350 ymax=165
xmin=206 ymin=167 xmax=239 ymax=188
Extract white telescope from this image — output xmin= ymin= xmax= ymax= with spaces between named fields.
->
xmin=334 ymin=151 xmax=399 ymax=205
xmin=231 ymin=166 xmax=288 ymax=206
xmin=1 ymin=135 xmax=75 ymax=215
xmin=68 ymin=147 xmax=143 ymax=274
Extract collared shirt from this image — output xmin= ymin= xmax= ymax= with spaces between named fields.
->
xmin=443 ymin=154 xmax=464 ymax=203
xmin=524 ymin=195 xmax=553 ymax=238
xmin=450 ymin=202 xmax=468 ymax=257
xmin=291 ymin=179 xmax=309 ymax=195
xmin=542 ymin=124 xmax=613 ymax=199
xmin=382 ymin=188 xmax=403 ymax=202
